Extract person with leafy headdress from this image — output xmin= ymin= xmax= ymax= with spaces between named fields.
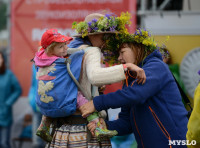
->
xmin=80 ymin=28 xmax=188 ymax=148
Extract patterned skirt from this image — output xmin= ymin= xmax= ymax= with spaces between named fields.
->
xmin=45 ymin=116 xmax=111 ymax=148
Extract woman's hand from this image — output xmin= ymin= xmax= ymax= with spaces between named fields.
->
xmin=87 ymin=118 xmax=106 ymax=136
xmin=79 ymin=100 xmax=96 ymax=118
xmin=125 ymin=63 xmax=146 ymax=84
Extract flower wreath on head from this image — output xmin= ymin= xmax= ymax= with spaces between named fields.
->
xmin=103 ymin=28 xmax=168 ymax=65
xmin=72 ymin=12 xmax=132 ymax=38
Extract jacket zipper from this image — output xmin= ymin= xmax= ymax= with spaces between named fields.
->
xmin=149 ymin=106 xmax=172 ymax=148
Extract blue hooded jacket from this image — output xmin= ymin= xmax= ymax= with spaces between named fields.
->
xmin=35 ymin=51 xmax=84 ymax=118
xmin=93 ymin=50 xmax=188 ymax=148
xmin=35 ymin=38 xmax=88 ymax=118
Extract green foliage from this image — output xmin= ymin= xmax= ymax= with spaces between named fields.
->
xmin=0 ymin=2 xmax=7 ymax=31
xmin=103 ymin=29 xmax=159 ymax=65
xmin=72 ymin=12 xmax=131 ymax=38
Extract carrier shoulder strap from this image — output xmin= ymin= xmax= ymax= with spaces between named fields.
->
xmin=65 ymin=58 xmax=91 ymax=100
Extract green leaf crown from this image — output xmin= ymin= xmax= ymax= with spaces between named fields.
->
xmin=103 ymin=28 xmax=159 ymax=64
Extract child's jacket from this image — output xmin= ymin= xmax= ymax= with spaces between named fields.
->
xmin=34 ymin=50 xmax=84 ymax=117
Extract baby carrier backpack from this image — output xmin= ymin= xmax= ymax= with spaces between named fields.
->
xmin=35 ymin=49 xmax=86 ymax=118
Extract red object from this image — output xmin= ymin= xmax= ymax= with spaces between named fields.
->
xmin=11 ymin=0 xmax=137 ymax=96
xmin=123 ymin=64 xmax=127 ymax=71
xmin=104 ymin=82 xmax=123 ymax=94
xmin=103 ymin=62 xmax=124 ymax=94
xmin=41 ymin=29 xmax=72 ymax=50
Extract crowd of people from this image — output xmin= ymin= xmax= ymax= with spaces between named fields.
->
xmin=0 ymin=11 xmax=200 ymax=148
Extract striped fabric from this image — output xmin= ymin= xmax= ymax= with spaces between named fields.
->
xmin=46 ymin=124 xmax=111 ymax=148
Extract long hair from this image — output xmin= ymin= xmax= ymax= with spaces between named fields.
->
xmin=0 ymin=51 xmax=6 ymax=74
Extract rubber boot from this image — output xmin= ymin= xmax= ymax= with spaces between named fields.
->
xmin=36 ymin=116 xmax=52 ymax=142
xmin=87 ymin=112 xmax=118 ymax=141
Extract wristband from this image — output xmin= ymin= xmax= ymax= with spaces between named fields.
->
xmin=123 ymin=64 xmax=128 ymax=72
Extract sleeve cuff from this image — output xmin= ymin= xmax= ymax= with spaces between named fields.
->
xmin=93 ymin=96 xmax=104 ymax=111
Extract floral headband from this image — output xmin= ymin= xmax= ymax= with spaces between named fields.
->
xmin=103 ymin=28 xmax=163 ymax=65
xmin=72 ymin=12 xmax=132 ymax=38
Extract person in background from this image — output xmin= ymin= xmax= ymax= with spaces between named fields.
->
xmin=19 ymin=114 xmax=32 ymax=139
xmin=28 ymin=64 xmax=45 ymax=148
xmin=80 ymin=29 xmax=188 ymax=148
xmin=162 ymin=47 xmax=194 ymax=119
xmin=162 ymin=47 xmax=186 ymax=95
xmin=186 ymin=70 xmax=200 ymax=148
xmin=0 ymin=50 xmax=22 ymax=148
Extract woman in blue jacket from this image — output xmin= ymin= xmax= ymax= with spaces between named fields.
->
xmin=80 ymin=29 xmax=188 ymax=148
xmin=0 ymin=51 xmax=22 ymax=148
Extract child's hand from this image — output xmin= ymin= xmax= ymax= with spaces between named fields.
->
xmin=79 ymin=101 xmax=95 ymax=118
xmin=125 ymin=63 xmax=146 ymax=85
xmin=87 ymin=118 xmax=106 ymax=137
xmin=98 ymin=118 xmax=107 ymax=129
xmin=87 ymin=121 xmax=96 ymax=136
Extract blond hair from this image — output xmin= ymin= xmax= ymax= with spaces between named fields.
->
xmin=45 ymin=42 xmax=59 ymax=56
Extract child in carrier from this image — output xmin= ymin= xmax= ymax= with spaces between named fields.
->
xmin=34 ymin=29 xmax=118 ymax=142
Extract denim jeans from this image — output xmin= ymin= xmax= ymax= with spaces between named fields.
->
xmin=0 ymin=125 xmax=11 ymax=148
xmin=32 ymin=112 xmax=45 ymax=148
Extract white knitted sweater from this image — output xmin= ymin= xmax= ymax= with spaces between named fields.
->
xmin=79 ymin=45 xmax=125 ymax=100
xmin=68 ymin=45 xmax=126 ymax=116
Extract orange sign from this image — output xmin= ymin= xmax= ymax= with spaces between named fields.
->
xmin=11 ymin=0 xmax=137 ymax=96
